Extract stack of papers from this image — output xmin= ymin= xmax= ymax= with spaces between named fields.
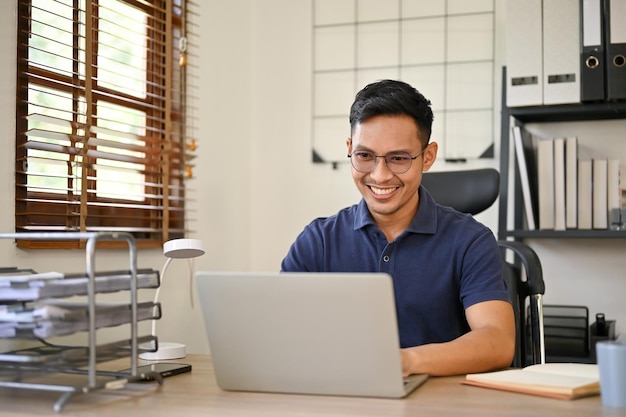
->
xmin=0 ymin=269 xmax=160 ymax=301
xmin=0 ymin=300 xmax=161 ymax=338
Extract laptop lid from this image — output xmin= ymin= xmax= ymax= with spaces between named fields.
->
xmin=194 ymin=271 xmax=427 ymax=398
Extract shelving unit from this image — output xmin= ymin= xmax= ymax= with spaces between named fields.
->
xmin=497 ymin=67 xmax=626 ymax=241
xmin=0 ymin=232 xmax=163 ymax=412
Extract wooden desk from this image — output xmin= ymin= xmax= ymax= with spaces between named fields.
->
xmin=1 ymin=355 xmax=624 ymax=416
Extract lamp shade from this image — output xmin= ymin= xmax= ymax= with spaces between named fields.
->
xmin=163 ymin=238 xmax=205 ymax=259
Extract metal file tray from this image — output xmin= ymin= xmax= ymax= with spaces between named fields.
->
xmin=0 ymin=232 xmax=163 ymax=412
xmin=0 ymin=335 xmax=158 ymax=366
xmin=543 ymin=305 xmax=589 ymax=359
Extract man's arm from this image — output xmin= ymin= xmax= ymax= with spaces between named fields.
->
xmin=400 ymin=300 xmax=515 ymax=376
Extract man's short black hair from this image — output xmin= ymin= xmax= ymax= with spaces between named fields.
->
xmin=349 ymin=79 xmax=434 ymax=144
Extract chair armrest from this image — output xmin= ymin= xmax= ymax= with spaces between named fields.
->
xmin=498 ymin=240 xmax=546 ymax=365
xmin=497 ymin=240 xmax=545 ymax=296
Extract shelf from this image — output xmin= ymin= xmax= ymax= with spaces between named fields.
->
xmin=505 ymin=230 xmax=626 ymax=239
xmin=507 ymin=101 xmax=626 ymax=123
xmin=498 ymin=66 xmax=626 ymax=242
xmin=504 ymin=230 xmax=626 ymax=239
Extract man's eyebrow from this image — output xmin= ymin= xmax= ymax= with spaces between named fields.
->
xmin=352 ymin=147 xmax=414 ymax=154
xmin=350 ymin=144 xmax=373 ymax=152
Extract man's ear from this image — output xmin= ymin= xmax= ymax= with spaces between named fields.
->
xmin=346 ymin=138 xmax=352 ymax=155
xmin=422 ymin=142 xmax=438 ymax=172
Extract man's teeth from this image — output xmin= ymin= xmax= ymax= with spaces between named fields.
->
xmin=371 ymin=186 xmax=395 ymax=195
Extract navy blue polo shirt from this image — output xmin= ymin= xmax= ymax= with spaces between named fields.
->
xmin=280 ymin=186 xmax=510 ymax=348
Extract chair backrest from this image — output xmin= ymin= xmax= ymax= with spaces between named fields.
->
xmin=422 ymin=168 xmax=545 ymax=368
xmin=421 ymin=168 xmax=500 ymax=215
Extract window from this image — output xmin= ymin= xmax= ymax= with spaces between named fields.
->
xmin=15 ymin=0 xmax=196 ymax=249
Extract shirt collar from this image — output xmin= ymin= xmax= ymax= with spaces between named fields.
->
xmin=353 ymin=186 xmax=437 ymax=235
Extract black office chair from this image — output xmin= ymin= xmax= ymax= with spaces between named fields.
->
xmin=422 ymin=168 xmax=546 ymax=368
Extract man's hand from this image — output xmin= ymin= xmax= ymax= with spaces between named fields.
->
xmin=400 ymin=349 xmax=416 ymax=378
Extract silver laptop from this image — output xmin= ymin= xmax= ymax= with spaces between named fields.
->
xmin=194 ymin=271 xmax=428 ymax=398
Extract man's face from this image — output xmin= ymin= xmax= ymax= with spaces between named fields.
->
xmin=346 ymin=115 xmax=437 ymax=221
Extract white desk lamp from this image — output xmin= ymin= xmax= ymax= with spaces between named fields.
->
xmin=140 ymin=238 xmax=205 ymax=360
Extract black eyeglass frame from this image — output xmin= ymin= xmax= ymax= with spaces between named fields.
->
xmin=347 ymin=146 xmax=428 ymax=174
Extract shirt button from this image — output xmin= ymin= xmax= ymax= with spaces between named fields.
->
xmin=383 ymin=255 xmax=390 ymax=262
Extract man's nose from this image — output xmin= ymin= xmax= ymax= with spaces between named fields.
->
xmin=369 ymin=156 xmax=395 ymax=180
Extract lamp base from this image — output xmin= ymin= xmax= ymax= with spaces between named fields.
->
xmin=139 ymin=342 xmax=186 ymax=360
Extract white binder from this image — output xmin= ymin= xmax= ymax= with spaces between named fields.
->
xmin=577 ymin=159 xmax=593 ymax=230
xmin=505 ymin=0 xmax=543 ymax=107
xmin=553 ymin=138 xmax=567 ymax=231
xmin=565 ymin=137 xmax=579 ymax=229
xmin=607 ymin=159 xmax=622 ymax=228
xmin=543 ymin=0 xmax=581 ymax=104
xmin=592 ymin=158 xmax=608 ymax=229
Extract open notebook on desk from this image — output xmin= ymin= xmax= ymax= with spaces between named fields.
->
xmin=195 ymin=271 xmax=428 ymax=398
xmin=464 ymin=363 xmax=599 ymax=400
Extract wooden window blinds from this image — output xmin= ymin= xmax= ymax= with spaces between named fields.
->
xmin=15 ymin=0 xmax=196 ymax=249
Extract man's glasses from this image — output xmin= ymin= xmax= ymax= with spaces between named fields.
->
xmin=347 ymin=148 xmax=427 ymax=174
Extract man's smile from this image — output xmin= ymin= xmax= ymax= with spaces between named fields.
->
xmin=369 ymin=185 xmax=399 ymax=196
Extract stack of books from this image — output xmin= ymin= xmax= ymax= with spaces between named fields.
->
xmin=512 ymin=126 xmax=624 ymax=231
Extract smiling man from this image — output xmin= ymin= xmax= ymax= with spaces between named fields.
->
xmin=281 ymin=80 xmax=515 ymax=376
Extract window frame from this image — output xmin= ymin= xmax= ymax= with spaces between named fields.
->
xmin=15 ymin=0 xmax=190 ymax=249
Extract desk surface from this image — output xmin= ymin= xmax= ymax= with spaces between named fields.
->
xmin=1 ymin=354 xmax=625 ymax=417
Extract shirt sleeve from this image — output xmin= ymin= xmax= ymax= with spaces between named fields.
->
xmin=458 ymin=228 xmax=511 ymax=309
xmin=280 ymin=223 xmax=323 ymax=272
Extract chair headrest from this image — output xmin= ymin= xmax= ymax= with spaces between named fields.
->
xmin=421 ymin=168 xmax=500 ymax=215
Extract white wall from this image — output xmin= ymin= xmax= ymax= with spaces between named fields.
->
xmin=246 ymin=0 xmax=504 ymax=270
xmin=0 ymin=0 xmax=623 ymax=355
